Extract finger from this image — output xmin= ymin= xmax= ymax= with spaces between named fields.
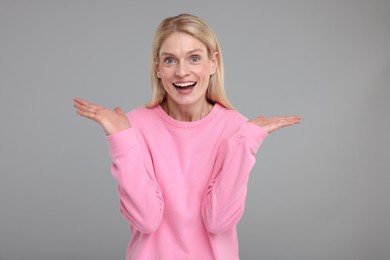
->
xmin=73 ymin=98 xmax=95 ymax=108
xmin=274 ymin=116 xmax=301 ymax=123
xmin=75 ymin=108 xmax=98 ymax=120
xmin=73 ymin=98 xmax=104 ymax=110
xmin=73 ymin=99 xmax=100 ymax=120
xmin=73 ymin=97 xmax=86 ymax=104
xmin=285 ymin=116 xmax=301 ymax=124
xmin=73 ymin=102 xmax=98 ymax=114
xmin=73 ymin=98 xmax=105 ymax=115
xmin=276 ymin=118 xmax=301 ymax=128
xmin=272 ymin=116 xmax=300 ymax=120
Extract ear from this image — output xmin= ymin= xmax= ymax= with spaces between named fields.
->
xmin=209 ymin=52 xmax=218 ymax=75
xmin=155 ymin=57 xmax=161 ymax=78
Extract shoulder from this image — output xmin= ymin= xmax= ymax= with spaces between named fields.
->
xmin=127 ymin=105 xmax=153 ymax=116
xmin=215 ymin=103 xmax=248 ymax=124
xmin=126 ymin=105 xmax=160 ymax=126
xmin=206 ymin=104 xmax=248 ymax=136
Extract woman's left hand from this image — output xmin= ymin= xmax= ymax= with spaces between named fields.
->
xmin=249 ymin=116 xmax=301 ymax=134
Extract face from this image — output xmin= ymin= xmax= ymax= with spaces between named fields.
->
xmin=156 ymin=32 xmax=217 ymax=109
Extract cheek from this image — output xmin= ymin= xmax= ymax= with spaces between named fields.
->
xmin=158 ymin=72 xmax=169 ymax=82
xmin=194 ymin=65 xmax=209 ymax=78
xmin=159 ymin=68 xmax=174 ymax=79
xmin=159 ymin=74 xmax=173 ymax=90
xmin=199 ymin=67 xmax=213 ymax=82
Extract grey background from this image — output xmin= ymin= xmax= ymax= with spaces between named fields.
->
xmin=0 ymin=0 xmax=389 ymax=259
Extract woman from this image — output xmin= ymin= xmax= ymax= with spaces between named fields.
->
xmin=74 ymin=13 xmax=300 ymax=260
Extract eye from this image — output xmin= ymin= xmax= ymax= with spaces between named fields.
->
xmin=190 ymin=56 xmax=200 ymax=63
xmin=164 ymin=58 xmax=176 ymax=64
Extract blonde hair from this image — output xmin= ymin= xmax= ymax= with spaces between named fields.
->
xmin=146 ymin=13 xmax=234 ymax=109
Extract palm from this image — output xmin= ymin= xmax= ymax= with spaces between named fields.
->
xmin=73 ymin=98 xmax=131 ymax=135
xmin=249 ymin=116 xmax=301 ymax=134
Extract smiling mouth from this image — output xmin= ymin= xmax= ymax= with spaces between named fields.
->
xmin=173 ymin=82 xmax=197 ymax=90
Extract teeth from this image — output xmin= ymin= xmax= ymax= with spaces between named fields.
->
xmin=174 ymin=82 xmax=196 ymax=87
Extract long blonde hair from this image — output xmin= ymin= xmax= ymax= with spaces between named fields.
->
xmin=146 ymin=13 xmax=234 ymax=109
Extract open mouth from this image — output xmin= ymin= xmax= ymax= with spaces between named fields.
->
xmin=173 ymin=82 xmax=197 ymax=91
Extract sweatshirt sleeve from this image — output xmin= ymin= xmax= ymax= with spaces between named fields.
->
xmin=107 ymin=128 xmax=164 ymax=234
xmin=201 ymin=122 xmax=268 ymax=234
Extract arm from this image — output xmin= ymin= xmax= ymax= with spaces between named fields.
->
xmin=201 ymin=115 xmax=300 ymax=233
xmin=74 ymin=98 xmax=164 ymax=233
xmin=201 ymin=122 xmax=268 ymax=233
xmin=108 ymin=128 xmax=164 ymax=234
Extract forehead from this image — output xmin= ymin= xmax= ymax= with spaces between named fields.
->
xmin=159 ymin=32 xmax=207 ymax=56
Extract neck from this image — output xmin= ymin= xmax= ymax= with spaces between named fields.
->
xmin=163 ymin=98 xmax=212 ymax=122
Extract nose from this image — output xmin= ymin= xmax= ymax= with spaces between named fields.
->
xmin=175 ymin=62 xmax=190 ymax=77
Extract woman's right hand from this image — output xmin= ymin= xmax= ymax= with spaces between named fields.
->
xmin=73 ymin=98 xmax=131 ymax=135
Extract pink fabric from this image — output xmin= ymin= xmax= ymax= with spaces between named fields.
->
xmin=106 ymin=104 xmax=268 ymax=260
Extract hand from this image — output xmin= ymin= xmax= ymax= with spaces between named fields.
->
xmin=73 ymin=98 xmax=131 ymax=135
xmin=249 ymin=115 xmax=301 ymax=134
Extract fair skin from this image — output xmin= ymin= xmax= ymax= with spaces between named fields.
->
xmin=156 ymin=32 xmax=216 ymax=121
xmin=73 ymin=32 xmax=300 ymax=135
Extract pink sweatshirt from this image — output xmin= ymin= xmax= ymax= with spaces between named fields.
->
xmin=106 ymin=103 xmax=268 ymax=260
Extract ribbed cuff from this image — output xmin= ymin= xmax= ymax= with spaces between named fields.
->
xmin=237 ymin=122 xmax=268 ymax=153
xmin=106 ymin=128 xmax=138 ymax=157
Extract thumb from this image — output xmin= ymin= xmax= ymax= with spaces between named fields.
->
xmin=114 ymin=107 xmax=125 ymax=115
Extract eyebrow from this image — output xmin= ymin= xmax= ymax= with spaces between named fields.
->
xmin=160 ymin=48 xmax=205 ymax=57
